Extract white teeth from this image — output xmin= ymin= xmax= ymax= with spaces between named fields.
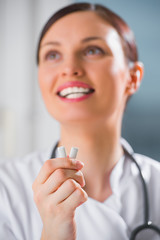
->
xmin=66 ymin=93 xmax=85 ymax=99
xmin=59 ymin=87 xmax=90 ymax=97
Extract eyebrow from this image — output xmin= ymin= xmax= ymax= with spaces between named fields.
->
xmin=40 ymin=36 xmax=105 ymax=48
xmin=81 ymin=36 xmax=104 ymax=43
xmin=40 ymin=41 xmax=61 ymax=48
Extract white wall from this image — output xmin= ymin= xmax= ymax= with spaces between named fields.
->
xmin=0 ymin=0 xmax=73 ymax=162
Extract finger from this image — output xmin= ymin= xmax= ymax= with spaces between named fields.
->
xmin=51 ymin=179 xmax=81 ymax=205
xmin=33 ymin=157 xmax=84 ymax=188
xmin=60 ymin=187 xmax=88 ymax=212
xmin=43 ymin=169 xmax=85 ymax=195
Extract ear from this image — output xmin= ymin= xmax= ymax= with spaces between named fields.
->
xmin=126 ymin=61 xmax=144 ymax=96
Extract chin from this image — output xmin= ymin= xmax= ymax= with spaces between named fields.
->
xmin=50 ymin=109 xmax=97 ymax=125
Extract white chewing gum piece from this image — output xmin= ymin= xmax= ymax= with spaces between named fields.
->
xmin=69 ymin=147 xmax=79 ymax=159
xmin=57 ymin=146 xmax=67 ymax=158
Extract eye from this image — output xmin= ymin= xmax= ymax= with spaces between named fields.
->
xmin=45 ymin=50 xmax=61 ymax=61
xmin=84 ymin=46 xmax=105 ymax=56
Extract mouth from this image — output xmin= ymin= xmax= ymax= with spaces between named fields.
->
xmin=56 ymin=81 xmax=95 ymax=101
xmin=58 ymin=87 xmax=94 ymax=99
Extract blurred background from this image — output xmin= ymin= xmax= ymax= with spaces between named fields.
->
xmin=0 ymin=0 xmax=160 ymax=163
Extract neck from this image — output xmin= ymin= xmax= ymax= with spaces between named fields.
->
xmin=59 ymin=121 xmax=122 ymax=161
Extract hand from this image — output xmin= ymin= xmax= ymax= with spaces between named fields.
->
xmin=32 ymin=156 xmax=88 ymax=240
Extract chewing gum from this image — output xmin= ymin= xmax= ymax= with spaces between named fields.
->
xmin=57 ymin=146 xmax=78 ymax=159
xmin=69 ymin=147 xmax=79 ymax=159
xmin=57 ymin=146 xmax=67 ymax=158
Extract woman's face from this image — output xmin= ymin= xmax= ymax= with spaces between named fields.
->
xmin=38 ymin=11 xmax=131 ymax=125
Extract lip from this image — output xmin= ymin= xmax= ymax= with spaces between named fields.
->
xmin=56 ymin=81 xmax=94 ymax=93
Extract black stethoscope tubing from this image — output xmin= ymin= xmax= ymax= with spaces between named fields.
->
xmin=51 ymin=143 xmax=160 ymax=239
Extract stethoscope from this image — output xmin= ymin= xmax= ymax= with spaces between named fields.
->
xmin=51 ymin=142 xmax=160 ymax=240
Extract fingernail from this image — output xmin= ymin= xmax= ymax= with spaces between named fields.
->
xmin=82 ymin=179 xmax=85 ymax=187
xmin=72 ymin=159 xmax=84 ymax=169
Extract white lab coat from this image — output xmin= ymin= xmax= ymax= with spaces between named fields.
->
xmin=0 ymin=139 xmax=160 ymax=240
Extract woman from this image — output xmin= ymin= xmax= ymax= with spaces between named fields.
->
xmin=0 ymin=2 xmax=160 ymax=240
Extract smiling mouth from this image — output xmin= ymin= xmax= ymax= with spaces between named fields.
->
xmin=57 ymin=87 xmax=95 ymax=99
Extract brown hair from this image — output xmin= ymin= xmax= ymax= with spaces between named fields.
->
xmin=36 ymin=2 xmax=138 ymax=65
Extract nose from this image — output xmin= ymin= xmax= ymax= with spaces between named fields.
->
xmin=60 ymin=57 xmax=84 ymax=78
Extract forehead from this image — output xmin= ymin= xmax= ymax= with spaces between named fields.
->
xmin=41 ymin=11 xmax=121 ymax=45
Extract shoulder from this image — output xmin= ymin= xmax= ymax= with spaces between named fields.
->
xmin=128 ymin=152 xmax=160 ymax=188
xmin=0 ymin=146 xmax=53 ymax=239
xmin=134 ymin=153 xmax=160 ymax=176
xmin=133 ymin=153 xmax=160 ymax=199
xmin=0 ymin=146 xmax=53 ymax=198
xmin=122 ymin=138 xmax=160 ymax=194
xmin=121 ymin=138 xmax=160 ymax=176
xmin=0 ymin=148 xmax=50 ymax=183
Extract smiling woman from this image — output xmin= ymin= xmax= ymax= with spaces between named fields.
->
xmin=0 ymin=2 xmax=160 ymax=240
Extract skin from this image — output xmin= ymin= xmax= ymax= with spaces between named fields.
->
xmin=33 ymin=11 xmax=144 ymax=240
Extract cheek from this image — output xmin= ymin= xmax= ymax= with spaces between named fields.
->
xmin=90 ymin=59 xmax=126 ymax=88
xmin=92 ymin=59 xmax=128 ymax=107
xmin=107 ymin=58 xmax=129 ymax=88
xmin=109 ymin=63 xmax=128 ymax=99
xmin=38 ymin=67 xmax=57 ymax=95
